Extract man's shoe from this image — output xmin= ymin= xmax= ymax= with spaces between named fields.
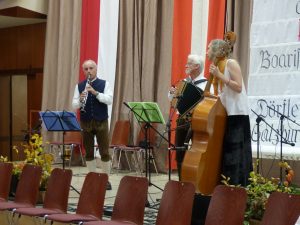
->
xmin=106 ymin=181 xmax=112 ymax=190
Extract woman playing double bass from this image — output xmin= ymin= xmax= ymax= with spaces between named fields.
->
xmin=207 ymin=32 xmax=253 ymax=186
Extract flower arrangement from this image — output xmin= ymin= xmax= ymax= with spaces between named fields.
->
xmin=0 ymin=133 xmax=53 ymax=190
xmin=222 ymin=160 xmax=299 ymax=224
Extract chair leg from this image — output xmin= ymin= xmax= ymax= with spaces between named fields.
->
xmin=68 ymin=144 xmax=74 ymax=168
xmin=137 ymin=149 xmax=145 ymax=173
xmin=49 ymin=144 xmax=61 ymax=164
xmin=124 ymin=151 xmax=132 ymax=171
xmin=150 ymin=149 xmax=158 ymax=174
xmin=78 ymin=146 xmax=85 ymax=166
xmin=110 ymin=148 xmax=116 ymax=170
xmin=117 ymin=149 xmax=122 ymax=171
xmin=132 ymin=151 xmax=142 ymax=175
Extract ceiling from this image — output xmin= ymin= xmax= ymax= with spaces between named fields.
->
xmin=0 ymin=15 xmax=46 ymax=29
xmin=0 ymin=0 xmax=47 ymax=29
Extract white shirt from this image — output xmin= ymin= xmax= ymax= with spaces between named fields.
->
xmin=72 ymin=78 xmax=113 ymax=110
xmin=192 ymin=74 xmax=208 ymax=91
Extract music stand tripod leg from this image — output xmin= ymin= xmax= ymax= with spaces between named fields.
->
xmin=39 ymin=110 xmax=82 ymax=195
xmin=143 ymin=123 xmax=163 ymax=191
xmin=62 ymin=132 xmax=81 ymax=195
xmin=123 ymin=102 xmax=166 ymax=207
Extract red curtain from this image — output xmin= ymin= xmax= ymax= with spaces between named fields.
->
xmin=170 ymin=0 xmax=193 ymax=169
xmin=79 ymin=0 xmax=101 ymax=81
xmin=204 ymin=0 xmax=226 ymax=76
xmin=77 ymin=0 xmax=101 ymax=155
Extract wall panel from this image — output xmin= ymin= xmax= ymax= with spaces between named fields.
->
xmin=0 ymin=27 xmax=17 ymax=70
xmin=0 ymin=22 xmax=46 ymax=71
xmin=17 ymin=23 xmax=46 ymax=68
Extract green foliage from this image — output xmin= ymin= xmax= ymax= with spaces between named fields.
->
xmin=222 ymin=160 xmax=297 ymax=223
xmin=0 ymin=134 xmax=53 ymax=190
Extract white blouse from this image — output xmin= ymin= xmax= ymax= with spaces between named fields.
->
xmin=220 ymin=59 xmax=249 ymax=116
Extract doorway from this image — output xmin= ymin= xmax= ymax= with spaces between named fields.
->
xmin=0 ymin=73 xmax=42 ymax=161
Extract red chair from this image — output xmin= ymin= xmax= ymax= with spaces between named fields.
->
xmin=14 ymin=168 xmax=72 ymax=221
xmin=156 ymin=180 xmax=195 ymax=225
xmin=0 ymin=164 xmax=42 ymax=210
xmin=204 ymin=185 xmax=247 ymax=225
xmin=260 ymin=191 xmax=300 ymax=225
xmin=49 ymin=131 xmax=84 ymax=167
xmin=112 ymin=122 xmax=158 ymax=174
xmin=0 ymin=162 xmax=13 ymax=202
xmin=84 ymin=176 xmax=149 ymax=225
xmin=64 ymin=131 xmax=85 ymax=166
xmin=46 ymin=172 xmax=108 ymax=224
xmin=110 ymin=120 xmax=131 ymax=170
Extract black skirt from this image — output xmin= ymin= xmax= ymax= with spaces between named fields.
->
xmin=221 ymin=115 xmax=253 ymax=186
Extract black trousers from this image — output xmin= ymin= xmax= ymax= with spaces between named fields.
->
xmin=175 ymin=118 xmax=192 ymax=180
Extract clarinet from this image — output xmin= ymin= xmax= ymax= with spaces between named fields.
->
xmin=80 ymin=74 xmax=91 ymax=113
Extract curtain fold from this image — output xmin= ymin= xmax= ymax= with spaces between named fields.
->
xmin=41 ymin=0 xmax=82 ymax=142
xmin=113 ymin=0 xmax=173 ymax=126
xmin=225 ymin=0 xmax=253 ymax=89
xmin=113 ymin=0 xmax=173 ymax=171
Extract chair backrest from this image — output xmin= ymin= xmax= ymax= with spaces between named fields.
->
xmin=76 ymin=172 xmax=108 ymax=219
xmin=156 ymin=180 xmax=195 ymax=225
xmin=204 ymin=185 xmax=247 ymax=225
xmin=0 ymin=162 xmax=13 ymax=201
xmin=43 ymin=168 xmax=72 ymax=211
xmin=136 ymin=123 xmax=157 ymax=147
xmin=14 ymin=164 xmax=42 ymax=205
xmin=64 ymin=131 xmax=82 ymax=145
xmin=261 ymin=191 xmax=300 ymax=225
xmin=112 ymin=176 xmax=148 ymax=225
xmin=111 ymin=120 xmax=130 ymax=146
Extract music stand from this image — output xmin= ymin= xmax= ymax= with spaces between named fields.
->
xmin=251 ymin=109 xmax=295 ymax=183
xmin=125 ymin=102 xmax=165 ymax=191
xmin=39 ymin=110 xmax=81 ymax=194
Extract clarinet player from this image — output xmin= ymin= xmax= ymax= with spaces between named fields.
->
xmin=72 ymin=59 xmax=113 ymax=190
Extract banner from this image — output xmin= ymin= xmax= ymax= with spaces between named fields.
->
xmin=248 ymin=0 xmax=300 ymax=160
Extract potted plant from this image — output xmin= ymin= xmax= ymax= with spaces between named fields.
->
xmin=222 ymin=161 xmax=298 ymax=225
xmin=1 ymin=133 xmax=53 ymax=201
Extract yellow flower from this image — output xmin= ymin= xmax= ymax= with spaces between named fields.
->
xmin=1 ymin=133 xmax=53 ymax=189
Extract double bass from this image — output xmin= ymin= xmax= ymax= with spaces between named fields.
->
xmin=181 ymin=58 xmax=227 ymax=195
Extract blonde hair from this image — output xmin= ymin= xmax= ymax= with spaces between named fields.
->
xmin=209 ymin=31 xmax=236 ymax=58
xmin=209 ymin=39 xmax=232 ymax=58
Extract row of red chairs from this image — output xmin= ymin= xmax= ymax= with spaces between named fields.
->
xmin=203 ymin=185 xmax=300 ymax=225
xmin=0 ymin=162 xmax=196 ymax=225
xmin=0 ymin=162 xmax=147 ymax=225
xmin=2 ymin=161 xmax=299 ymax=225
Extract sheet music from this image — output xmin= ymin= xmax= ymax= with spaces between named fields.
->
xmin=39 ymin=110 xmax=81 ymax=131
